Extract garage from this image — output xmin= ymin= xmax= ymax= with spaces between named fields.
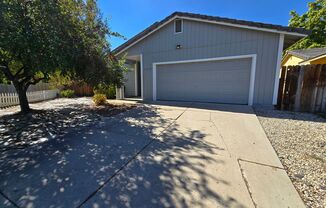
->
xmin=115 ymin=12 xmax=309 ymax=106
xmin=154 ymin=57 xmax=254 ymax=104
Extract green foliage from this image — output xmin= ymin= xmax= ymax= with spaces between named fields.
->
xmin=0 ymin=0 xmax=125 ymax=113
xmin=49 ymin=70 xmax=73 ymax=90
xmin=93 ymin=84 xmax=116 ymax=99
xmin=107 ymin=85 xmax=116 ymax=99
xmin=59 ymin=89 xmax=75 ymax=98
xmin=72 ymin=0 xmax=127 ymax=88
xmin=0 ymin=71 xmax=10 ymax=84
xmin=93 ymin=94 xmax=107 ymax=106
xmin=0 ymin=0 xmax=76 ymax=81
xmin=288 ymin=0 xmax=326 ymax=50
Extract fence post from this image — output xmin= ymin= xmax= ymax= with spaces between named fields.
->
xmin=6 ymin=93 xmax=9 ymax=106
xmin=311 ymin=65 xmax=323 ymax=112
xmin=277 ymin=66 xmax=287 ymax=109
xmin=294 ymin=66 xmax=305 ymax=111
xmin=322 ymin=86 xmax=326 ymax=112
xmin=282 ymin=66 xmax=292 ymax=110
xmin=0 ymin=93 xmax=2 ymax=108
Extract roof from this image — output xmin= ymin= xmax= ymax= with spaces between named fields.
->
xmin=113 ymin=12 xmax=310 ymax=55
xmin=287 ymin=47 xmax=326 ymax=60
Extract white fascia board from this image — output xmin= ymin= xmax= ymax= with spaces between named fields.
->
xmin=272 ymin=34 xmax=285 ymax=105
xmin=116 ymin=16 xmax=307 ymax=56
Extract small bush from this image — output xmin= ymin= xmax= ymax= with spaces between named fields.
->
xmin=93 ymin=84 xmax=116 ymax=99
xmin=93 ymin=94 xmax=107 ymax=106
xmin=59 ymin=89 xmax=75 ymax=98
xmin=106 ymin=85 xmax=116 ymax=99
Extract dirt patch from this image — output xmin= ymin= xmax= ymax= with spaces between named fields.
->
xmin=88 ymin=103 xmax=135 ymax=117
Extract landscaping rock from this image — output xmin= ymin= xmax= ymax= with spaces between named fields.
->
xmin=255 ymin=107 xmax=326 ymax=208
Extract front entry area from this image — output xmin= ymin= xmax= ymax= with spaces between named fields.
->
xmin=154 ymin=56 xmax=255 ymax=105
xmin=123 ymin=56 xmax=142 ymax=99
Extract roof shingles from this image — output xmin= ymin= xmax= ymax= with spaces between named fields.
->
xmin=288 ymin=47 xmax=326 ymax=60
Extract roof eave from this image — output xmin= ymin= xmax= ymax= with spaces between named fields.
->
xmin=178 ymin=15 xmax=309 ymax=37
xmin=299 ymin=53 xmax=326 ymax=64
xmin=113 ymin=13 xmax=310 ymax=56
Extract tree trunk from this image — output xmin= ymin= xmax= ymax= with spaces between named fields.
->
xmin=15 ymin=84 xmax=30 ymax=114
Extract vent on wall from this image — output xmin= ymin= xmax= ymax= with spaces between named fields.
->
xmin=175 ymin=19 xmax=183 ymax=34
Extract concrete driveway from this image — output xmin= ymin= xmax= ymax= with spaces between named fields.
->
xmin=0 ymin=102 xmax=304 ymax=208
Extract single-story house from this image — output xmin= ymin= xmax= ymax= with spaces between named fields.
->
xmin=282 ymin=47 xmax=326 ymax=66
xmin=114 ymin=12 xmax=309 ymax=106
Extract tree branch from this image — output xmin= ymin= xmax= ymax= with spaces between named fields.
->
xmin=18 ymin=75 xmax=33 ymax=85
xmin=14 ymin=66 xmax=25 ymax=77
xmin=26 ymin=76 xmax=45 ymax=87
xmin=0 ymin=62 xmax=14 ymax=81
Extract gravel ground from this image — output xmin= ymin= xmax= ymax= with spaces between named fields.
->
xmin=0 ymin=98 xmax=133 ymax=151
xmin=255 ymin=108 xmax=326 ymax=208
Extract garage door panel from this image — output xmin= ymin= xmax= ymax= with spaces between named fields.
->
xmin=156 ymin=59 xmax=251 ymax=104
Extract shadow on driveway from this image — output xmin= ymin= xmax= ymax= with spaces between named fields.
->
xmin=83 ymin=132 xmax=241 ymax=208
xmin=0 ymin=104 xmax=246 ymax=208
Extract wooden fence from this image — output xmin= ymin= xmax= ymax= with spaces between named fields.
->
xmin=277 ymin=64 xmax=326 ymax=112
xmin=69 ymin=82 xmax=94 ymax=97
xmin=0 ymin=89 xmax=59 ymax=108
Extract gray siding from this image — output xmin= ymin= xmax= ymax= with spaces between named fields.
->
xmin=123 ymin=19 xmax=279 ymax=105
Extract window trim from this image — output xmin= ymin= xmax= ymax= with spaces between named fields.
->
xmin=174 ymin=19 xmax=183 ymax=34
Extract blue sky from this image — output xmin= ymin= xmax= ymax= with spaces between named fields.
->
xmin=98 ymin=0 xmax=311 ymax=49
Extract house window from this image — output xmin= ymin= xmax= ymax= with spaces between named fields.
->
xmin=175 ymin=19 xmax=182 ymax=33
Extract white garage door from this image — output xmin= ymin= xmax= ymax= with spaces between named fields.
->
xmin=155 ymin=58 xmax=252 ymax=104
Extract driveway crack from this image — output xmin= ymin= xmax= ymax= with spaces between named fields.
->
xmin=209 ymin=112 xmax=231 ymax=157
xmin=237 ymin=159 xmax=258 ymax=208
xmin=238 ymin=158 xmax=284 ymax=170
xmin=237 ymin=158 xmax=284 ymax=208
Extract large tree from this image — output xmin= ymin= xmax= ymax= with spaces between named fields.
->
xmin=0 ymin=0 xmax=124 ymax=113
xmin=288 ymin=0 xmax=326 ymax=50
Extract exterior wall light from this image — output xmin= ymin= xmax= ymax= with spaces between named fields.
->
xmin=176 ymin=44 xmax=182 ymax=49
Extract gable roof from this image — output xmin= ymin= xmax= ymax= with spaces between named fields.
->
xmin=113 ymin=12 xmax=310 ymax=55
xmin=287 ymin=47 xmax=326 ymax=60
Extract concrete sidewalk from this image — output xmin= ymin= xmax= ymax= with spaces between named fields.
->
xmin=0 ymin=102 xmax=304 ymax=208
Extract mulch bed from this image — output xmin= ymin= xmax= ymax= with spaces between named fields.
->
xmin=88 ymin=103 xmax=135 ymax=117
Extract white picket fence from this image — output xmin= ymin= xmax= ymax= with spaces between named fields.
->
xmin=0 ymin=89 xmax=59 ymax=108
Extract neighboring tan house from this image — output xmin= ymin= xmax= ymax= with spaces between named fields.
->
xmin=282 ymin=47 xmax=326 ymax=66
xmin=114 ymin=12 xmax=309 ymax=106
